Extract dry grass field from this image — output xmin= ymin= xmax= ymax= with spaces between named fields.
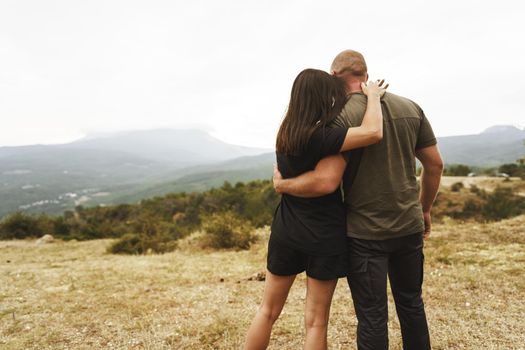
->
xmin=440 ymin=176 xmax=525 ymax=196
xmin=1 ymin=214 xmax=525 ymax=349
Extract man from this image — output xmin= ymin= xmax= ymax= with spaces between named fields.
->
xmin=273 ymin=50 xmax=444 ymax=350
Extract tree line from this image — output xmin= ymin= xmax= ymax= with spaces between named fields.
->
xmin=1 ymin=176 xmax=524 ymax=254
xmin=0 ymin=180 xmax=279 ymax=253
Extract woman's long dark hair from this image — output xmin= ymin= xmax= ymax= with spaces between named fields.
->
xmin=276 ymin=68 xmax=347 ymax=155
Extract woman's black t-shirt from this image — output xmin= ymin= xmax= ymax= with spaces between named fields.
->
xmin=271 ymin=126 xmax=348 ymax=256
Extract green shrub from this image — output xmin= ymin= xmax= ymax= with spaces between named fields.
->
xmin=202 ymin=211 xmax=255 ymax=250
xmin=462 ymin=199 xmax=480 ymax=218
xmin=108 ymin=232 xmax=178 ymax=255
xmin=52 ymin=216 xmax=71 ymax=238
xmin=469 ymin=184 xmax=481 ymax=194
xmin=107 ymin=217 xmax=185 ymax=254
xmin=241 ymin=181 xmax=280 ymax=227
xmin=499 ymin=163 xmax=525 ymax=179
xmin=481 ymin=187 xmax=525 ymax=221
xmin=0 ymin=212 xmax=52 ymax=239
xmin=450 ymin=182 xmax=464 ymax=192
xmin=444 ymin=164 xmax=471 ymax=176
xmin=499 ymin=163 xmax=516 ymax=176
xmin=108 ymin=233 xmax=142 ymax=254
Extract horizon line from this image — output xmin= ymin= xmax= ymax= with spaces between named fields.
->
xmin=0 ymin=124 xmax=523 ymax=149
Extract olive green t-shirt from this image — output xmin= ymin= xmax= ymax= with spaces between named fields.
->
xmin=331 ymin=92 xmax=437 ymax=240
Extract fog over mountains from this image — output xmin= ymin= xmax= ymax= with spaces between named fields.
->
xmin=1 ymin=125 xmax=523 ymax=218
xmin=67 ymin=129 xmax=269 ymax=164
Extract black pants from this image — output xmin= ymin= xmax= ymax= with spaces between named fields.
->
xmin=346 ymin=233 xmax=430 ymax=350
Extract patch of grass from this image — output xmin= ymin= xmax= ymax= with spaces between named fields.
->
xmin=0 ymin=308 xmax=16 ymax=319
xmin=0 ymin=217 xmax=524 ymax=349
xmin=107 ymin=232 xmax=178 ymax=255
xmin=199 ymin=317 xmax=238 ymax=346
xmin=436 ymin=256 xmax=453 ymax=265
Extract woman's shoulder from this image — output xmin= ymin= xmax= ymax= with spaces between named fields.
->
xmin=310 ymin=124 xmax=331 ymax=138
xmin=310 ymin=125 xmax=346 ymax=142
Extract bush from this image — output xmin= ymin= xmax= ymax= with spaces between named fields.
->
xmin=52 ymin=216 xmax=71 ymax=238
xmin=481 ymin=187 xmax=525 ymax=221
xmin=108 ymin=232 xmax=178 ymax=255
xmin=241 ymin=181 xmax=280 ymax=227
xmin=469 ymin=184 xmax=481 ymax=194
xmin=450 ymin=182 xmax=464 ymax=192
xmin=462 ymin=199 xmax=480 ymax=218
xmin=107 ymin=216 xmax=185 ymax=254
xmin=202 ymin=211 xmax=256 ymax=250
xmin=0 ymin=212 xmax=52 ymax=239
xmin=499 ymin=163 xmax=518 ymax=176
xmin=499 ymin=163 xmax=525 ymax=179
xmin=444 ymin=164 xmax=471 ymax=176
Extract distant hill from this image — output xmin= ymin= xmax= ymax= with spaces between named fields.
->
xmin=438 ymin=125 xmax=524 ymax=166
xmin=103 ymin=125 xmax=524 ymax=205
xmin=104 ymin=152 xmax=276 ymax=204
xmin=0 ymin=129 xmax=269 ymax=218
xmin=67 ymin=129 xmax=268 ymax=164
xmin=1 ymin=125 xmax=523 ymax=219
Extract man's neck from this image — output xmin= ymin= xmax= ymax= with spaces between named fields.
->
xmin=345 ymin=81 xmax=364 ymax=94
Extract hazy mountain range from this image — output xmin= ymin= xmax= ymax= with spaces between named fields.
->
xmin=437 ymin=125 xmax=524 ymax=167
xmin=1 ymin=125 xmax=523 ymax=218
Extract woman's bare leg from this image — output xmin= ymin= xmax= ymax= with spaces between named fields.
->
xmin=244 ymin=270 xmax=296 ymax=350
xmin=303 ymin=277 xmax=338 ymax=350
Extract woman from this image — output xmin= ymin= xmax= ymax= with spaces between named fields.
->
xmin=244 ymin=68 xmax=386 ymax=350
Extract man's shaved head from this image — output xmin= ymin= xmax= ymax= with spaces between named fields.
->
xmin=330 ymin=50 xmax=368 ymax=78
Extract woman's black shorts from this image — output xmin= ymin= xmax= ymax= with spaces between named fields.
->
xmin=266 ymin=235 xmax=349 ymax=280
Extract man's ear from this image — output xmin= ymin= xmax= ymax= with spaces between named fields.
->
xmin=330 ymin=70 xmax=336 ymax=76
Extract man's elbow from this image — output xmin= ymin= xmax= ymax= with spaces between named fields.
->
xmin=273 ymin=181 xmax=283 ymax=194
xmin=425 ymin=159 xmax=444 ymax=174
xmin=434 ymin=157 xmax=445 ymax=172
xmin=437 ymin=159 xmax=445 ymax=172
xmin=365 ymin=128 xmax=383 ymax=144
xmin=317 ymin=176 xmax=340 ymax=194
xmin=372 ymin=129 xmax=383 ymax=143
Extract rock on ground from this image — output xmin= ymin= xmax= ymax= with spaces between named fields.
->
xmin=36 ymin=234 xmax=54 ymax=244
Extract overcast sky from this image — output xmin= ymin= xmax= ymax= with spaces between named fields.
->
xmin=1 ymin=0 xmax=524 ymax=148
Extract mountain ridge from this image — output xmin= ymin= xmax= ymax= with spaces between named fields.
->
xmin=1 ymin=125 xmax=523 ymax=218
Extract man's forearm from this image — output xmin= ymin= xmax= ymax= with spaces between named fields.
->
xmin=419 ymin=167 xmax=442 ymax=212
xmin=274 ymin=154 xmax=346 ymax=198
xmin=275 ymin=171 xmax=333 ymax=198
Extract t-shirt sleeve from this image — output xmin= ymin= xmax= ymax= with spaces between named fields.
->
xmin=415 ymin=108 xmax=437 ymax=150
xmin=329 ymin=104 xmax=353 ymax=161
xmin=330 ymin=96 xmax=365 ymax=162
xmin=317 ymin=127 xmax=348 ymax=158
xmin=331 ymin=102 xmax=353 ymax=128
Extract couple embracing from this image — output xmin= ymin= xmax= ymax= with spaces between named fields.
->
xmin=245 ymin=50 xmax=443 ymax=350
